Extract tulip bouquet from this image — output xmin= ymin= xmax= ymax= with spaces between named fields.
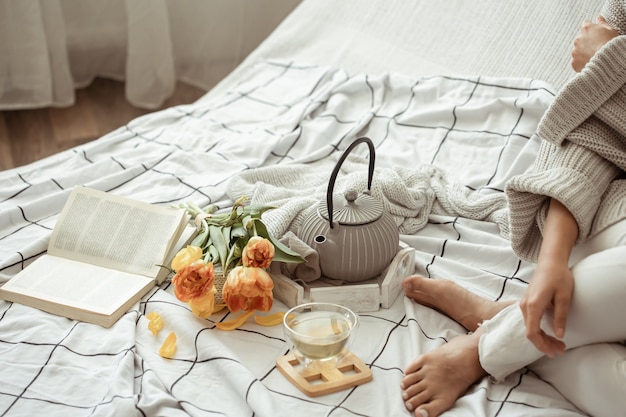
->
xmin=169 ymin=196 xmax=304 ymax=329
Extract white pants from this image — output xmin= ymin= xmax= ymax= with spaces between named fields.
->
xmin=478 ymin=221 xmax=626 ymax=417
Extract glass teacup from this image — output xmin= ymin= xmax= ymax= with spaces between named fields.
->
xmin=283 ymin=302 xmax=358 ymax=370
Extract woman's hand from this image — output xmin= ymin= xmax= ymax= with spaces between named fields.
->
xmin=571 ymin=16 xmax=619 ymax=72
xmin=520 ymin=199 xmax=578 ymax=356
xmin=520 ymin=259 xmax=574 ymax=357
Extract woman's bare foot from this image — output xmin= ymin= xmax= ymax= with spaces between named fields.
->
xmin=402 ymin=275 xmax=513 ymax=331
xmin=401 ymin=329 xmax=487 ymax=417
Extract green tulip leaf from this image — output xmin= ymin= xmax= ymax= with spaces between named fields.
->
xmin=209 ymin=225 xmax=229 ymax=270
xmin=207 ymin=244 xmax=219 ymax=262
xmin=191 ymin=218 xmax=210 ymax=247
xmin=181 ymin=198 xmax=305 ymax=269
xmin=230 ymin=224 xmax=246 ymax=240
xmin=245 ymin=204 xmax=277 ymax=218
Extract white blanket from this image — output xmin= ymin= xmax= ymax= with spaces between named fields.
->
xmin=0 ymin=61 xmax=589 ymax=416
xmin=226 ymin=155 xmax=511 ymax=240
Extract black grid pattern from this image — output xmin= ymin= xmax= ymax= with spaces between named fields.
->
xmin=0 ymin=61 xmax=586 ymax=416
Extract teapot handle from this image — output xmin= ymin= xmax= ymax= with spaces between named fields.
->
xmin=326 ymin=137 xmax=375 ymax=229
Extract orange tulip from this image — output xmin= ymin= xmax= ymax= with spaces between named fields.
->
xmin=242 ymin=236 xmax=274 ymax=269
xmin=172 ymin=260 xmax=215 ymax=302
xmin=222 ymin=266 xmax=274 ymax=312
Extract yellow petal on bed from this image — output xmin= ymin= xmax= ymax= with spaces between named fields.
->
xmin=146 ymin=311 xmax=164 ymax=336
xmin=212 ymin=303 xmax=228 ymax=314
xmin=159 ymin=332 xmax=177 ymax=358
xmin=215 ymin=310 xmax=255 ymax=331
xmin=254 ymin=311 xmax=285 ymax=326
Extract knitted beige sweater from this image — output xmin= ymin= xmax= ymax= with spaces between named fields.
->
xmin=505 ymin=0 xmax=626 ymax=262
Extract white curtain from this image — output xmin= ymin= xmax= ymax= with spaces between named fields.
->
xmin=0 ymin=0 xmax=301 ymax=110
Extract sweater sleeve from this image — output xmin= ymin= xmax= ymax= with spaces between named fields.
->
xmin=505 ymin=118 xmax=621 ymax=262
xmin=535 ymin=36 xmax=626 ymax=146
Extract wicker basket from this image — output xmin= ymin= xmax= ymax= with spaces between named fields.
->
xmin=213 ymin=267 xmax=229 ymax=305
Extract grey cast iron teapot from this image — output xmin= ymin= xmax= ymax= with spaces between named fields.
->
xmin=298 ymin=137 xmax=400 ymax=282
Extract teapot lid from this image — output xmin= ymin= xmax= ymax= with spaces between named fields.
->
xmin=318 ymin=189 xmax=383 ymax=225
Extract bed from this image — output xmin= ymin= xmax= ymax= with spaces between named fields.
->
xmin=0 ymin=0 xmax=608 ymax=416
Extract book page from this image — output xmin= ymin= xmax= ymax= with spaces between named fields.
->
xmin=48 ymin=187 xmax=186 ymax=277
xmin=1 ymin=255 xmax=154 ymax=316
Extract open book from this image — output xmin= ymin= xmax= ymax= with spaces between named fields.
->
xmin=0 ymin=186 xmax=196 ymax=328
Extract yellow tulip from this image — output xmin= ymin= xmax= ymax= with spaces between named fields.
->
xmin=188 ymin=287 xmax=217 ymax=318
xmin=171 ymin=245 xmax=202 ymax=271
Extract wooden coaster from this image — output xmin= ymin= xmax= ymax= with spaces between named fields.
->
xmin=276 ymin=351 xmax=373 ymax=397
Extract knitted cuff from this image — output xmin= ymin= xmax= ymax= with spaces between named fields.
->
xmin=505 ymin=140 xmax=618 ymax=262
xmin=591 ymin=179 xmax=626 ymax=238
xmin=602 ymin=0 xmax=626 ymax=35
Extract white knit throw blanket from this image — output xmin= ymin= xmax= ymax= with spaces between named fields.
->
xmin=227 ymin=154 xmax=510 ymax=240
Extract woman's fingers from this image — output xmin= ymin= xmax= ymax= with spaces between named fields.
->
xmin=552 ymin=290 xmax=571 ymax=340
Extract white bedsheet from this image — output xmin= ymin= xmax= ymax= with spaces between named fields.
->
xmin=0 ymin=61 xmax=589 ymax=416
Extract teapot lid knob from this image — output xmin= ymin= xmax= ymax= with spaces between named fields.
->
xmin=344 ymin=189 xmax=358 ymax=202
xmin=319 ymin=191 xmax=382 ymax=225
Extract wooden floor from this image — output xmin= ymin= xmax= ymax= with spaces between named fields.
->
xmin=0 ymin=78 xmax=207 ymax=171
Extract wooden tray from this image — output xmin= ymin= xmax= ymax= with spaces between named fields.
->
xmin=276 ymin=351 xmax=373 ymax=397
xmin=271 ymin=243 xmax=415 ymax=312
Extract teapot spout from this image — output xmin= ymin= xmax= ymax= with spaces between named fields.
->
xmin=314 ymin=235 xmax=327 ymax=245
xmin=312 ymin=235 xmax=331 ymax=265
xmin=313 ymin=234 xmax=344 ymax=280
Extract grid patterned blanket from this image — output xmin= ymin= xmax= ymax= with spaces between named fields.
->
xmin=0 ymin=61 xmax=589 ymax=416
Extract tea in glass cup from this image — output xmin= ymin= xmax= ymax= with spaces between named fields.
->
xmin=283 ymin=302 xmax=358 ymax=370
